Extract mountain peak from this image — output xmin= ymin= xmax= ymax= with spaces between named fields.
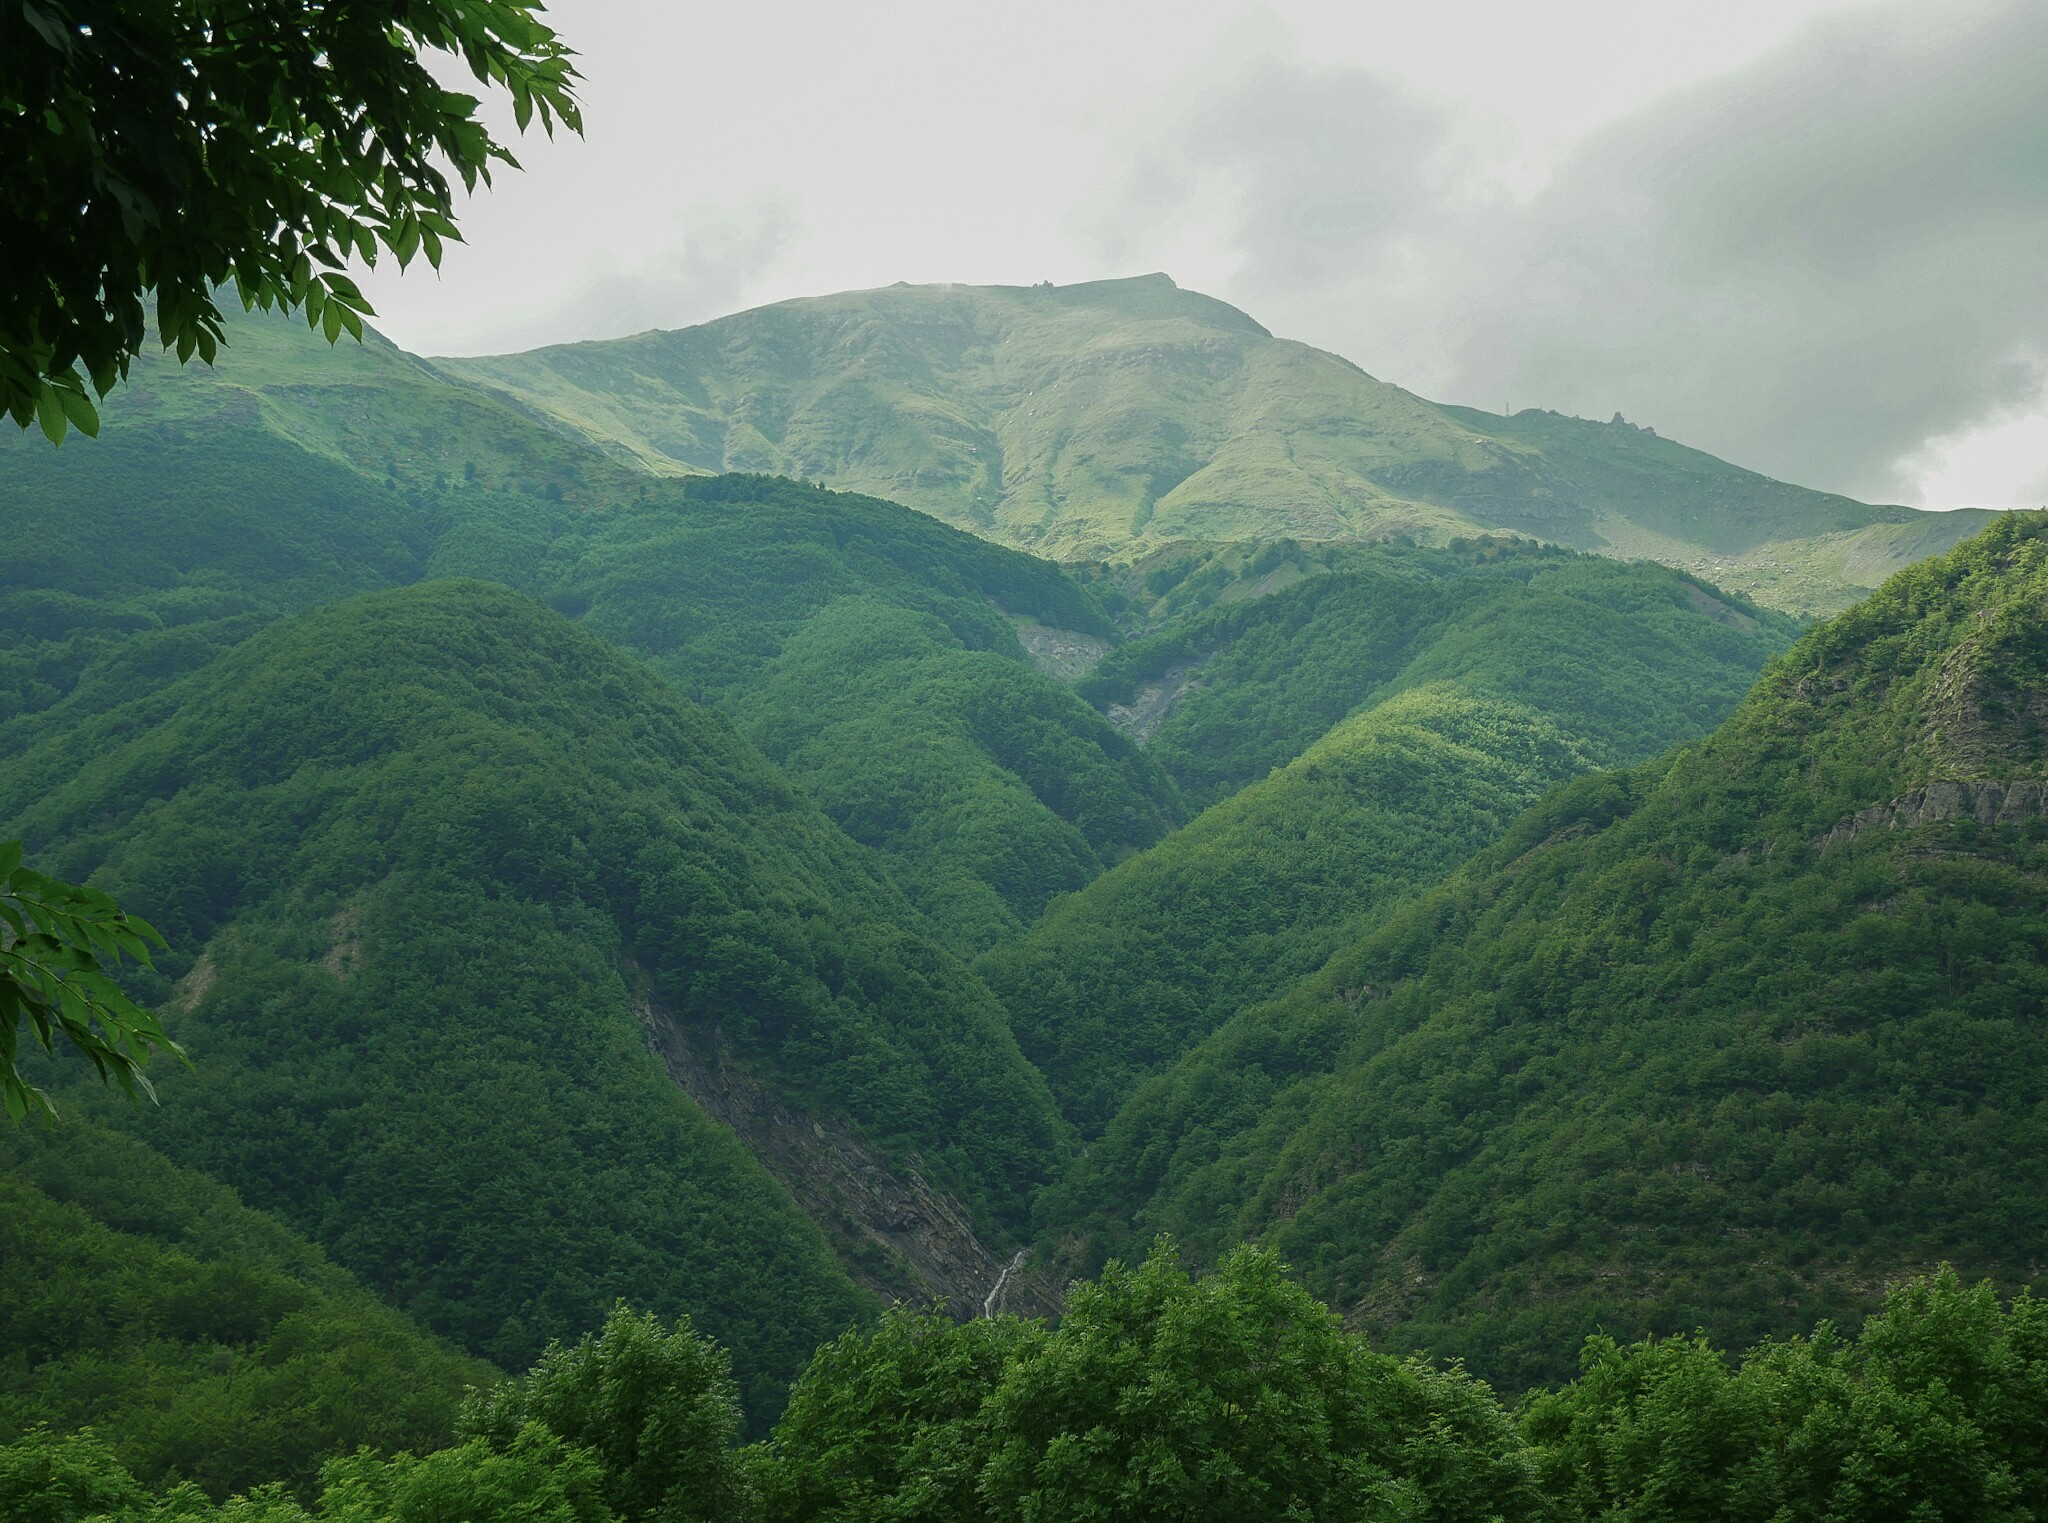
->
xmin=426 ymin=280 xmax=1992 ymax=611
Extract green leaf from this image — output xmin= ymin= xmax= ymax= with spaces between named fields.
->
xmin=56 ymin=385 xmax=99 ymax=439
xmin=34 ymin=385 xmax=67 ymax=444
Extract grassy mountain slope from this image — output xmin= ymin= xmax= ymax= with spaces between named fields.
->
xmin=1 ymin=582 xmax=1072 ymax=1420
xmin=439 ymin=276 xmax=1986 ymax=611
xmin=1 ymin=314 xmax=1184 ymax=952
xmin=0 ymin=1120 xmax=493 ymax=1498
xmin=979 ymin=545 xmax=1797 ymax=1127
xmin=1039 ymin=512 xmax=2048 ymax=1389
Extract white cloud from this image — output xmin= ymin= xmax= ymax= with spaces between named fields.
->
xmin=1085 ymin=0 xmax=2048 ymax=505
xmin=1900 ymin=377 xmax=2048 ymax=509
xmin=349 ymin=0 xmax=2040 ymax=507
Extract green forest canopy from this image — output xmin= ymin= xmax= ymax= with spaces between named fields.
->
xmin=1 ymin=581 xmax=1076 ymax=1420
xmin=1041 ymin=512 xmax=2048 ymax=1390
xmin=8 ymin=1247 xmax=2041 ymax=1523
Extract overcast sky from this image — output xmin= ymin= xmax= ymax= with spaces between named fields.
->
xmin=356 ymin=0 xmax=2048 ymax=510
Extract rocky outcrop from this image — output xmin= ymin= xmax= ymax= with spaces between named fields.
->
xmin=1816 ymin=779 xmax=2048 ymax=853
xmin=1011 ymin=618 xmax=1110 ymax=682
xmin=1105 ymin=658 xmax=1204 ymax=742
xmin=637 ymin=992 xmax=1061 ymax=1320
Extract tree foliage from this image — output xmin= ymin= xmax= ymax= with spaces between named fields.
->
xmin=0 ymin=1119 xmax=491 ymax=1498
xmin=1 ymin=0 xmax=579 ymax=440
xmin=0 ymin=840 xmax=174 ymax=1120
xmin=1523 ymin=1269 xmax=2048 ymax=1523
xmin=463 ymin=1306 xmax=749 ymax=1523
xmin=5 ymin=1244 xmax=2042 ymax=1523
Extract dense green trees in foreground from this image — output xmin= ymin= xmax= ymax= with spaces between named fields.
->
xmin=7 ymin=1249 xmax=2042 ymax=1523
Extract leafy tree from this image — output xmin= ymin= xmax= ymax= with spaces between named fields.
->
xmin=757 ymin=1242 xmax=1540 ymax=1523
xmin=976 ymin=1241 xmax=1538 ymax=1523
xmin=0 ymin=1428 xmax=146 ymax=1523
xmin=2 ymin=0 xmax=580 ymax=441
xmin=462 ymin=1305 xmax=749 ymax=1523
xmin=751 ymin=1308 xmax=1041 ymax=1523
xmin=1522 ymin=1268 xmax=2048 ymax=1523
xmin=316 ymin=1428 xmax=614 ymax=1523
xmin=0 ymin=841 xmax=175 ymax=1120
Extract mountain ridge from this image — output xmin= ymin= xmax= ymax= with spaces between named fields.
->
xmin=436 ymin=275 xmax=1998 ymax=613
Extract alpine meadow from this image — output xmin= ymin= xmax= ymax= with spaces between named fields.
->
xmin=5 ymin=3 xmax=2045 ymax=1520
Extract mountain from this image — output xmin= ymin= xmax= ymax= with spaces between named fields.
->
xmin=542 ymin=474 xmax=1183 ymax=952
xmin=1 ymin=581 xmax=1073 ymax=1420
xmin=436 ymin=275 xmax=1995 ymax=614
xmin=978 ymin=542 xmax=1798 ymax=1128
xmin=1037 ymin=512 xmax=2048 ymax=1389
xmin=0 ymin=312 xmax=1186 ymax=953
xmin=0 ymin=1119 xmax=493 ymax=1497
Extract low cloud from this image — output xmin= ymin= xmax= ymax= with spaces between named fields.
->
xmin=432 ymin=197 xmax=804 ymax=356
xmin=1090 ymin=0 xmax=2048 ymax=505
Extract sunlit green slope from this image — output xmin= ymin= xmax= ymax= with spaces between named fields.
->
xmin=1041 ymin=512 xmax=2048 ymax=1389
xmin=0 ymin=1120 xmax=493 ymax=1498
xmin=980 ymin=544 xmax=1797 ymax=1127
xmin=1 ymin=582 xmax=1070 ymax=1419
xmin=439 ymin=275 xmax=1988 ymax=611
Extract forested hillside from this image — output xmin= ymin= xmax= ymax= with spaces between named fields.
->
xmin=981 ymin=542 xmax=1796 ymax=1126
xmin=0 ymin=1120 xmax=491 ymax=1498
xmin=9 ymin=8 xmax=2042 ymax=1515
xmin=1081 ymin=538 xmax=1797 ymax=802
xmin=1 ymin=582 xmax=1073 ymax=1418
xmin=7 ymin=288 xmax=2039 ymax=1522
xmin=0 ymin=314 xmax=1186 ymax=951
xmin=438 ymin=275 xmax=1986 ymax=612
xmin=1041 ymin=512 xmax=2048 ymax=1390
xmin=540 ymin=475 xmax=1182 ymax=951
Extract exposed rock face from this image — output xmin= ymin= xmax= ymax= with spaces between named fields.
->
xmin=1011 ymin=618 xmax=1110 ymax=682
xmin=1816 ymin=779 xmax=2048 ymax=853
xmin=1105 ymin=658 xmax=1204 ymax=742
xmin=1916 ymin=630 xmax=2048 ymax=776
xmin=638 ymin=992 xmax=1061 ymax=1319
